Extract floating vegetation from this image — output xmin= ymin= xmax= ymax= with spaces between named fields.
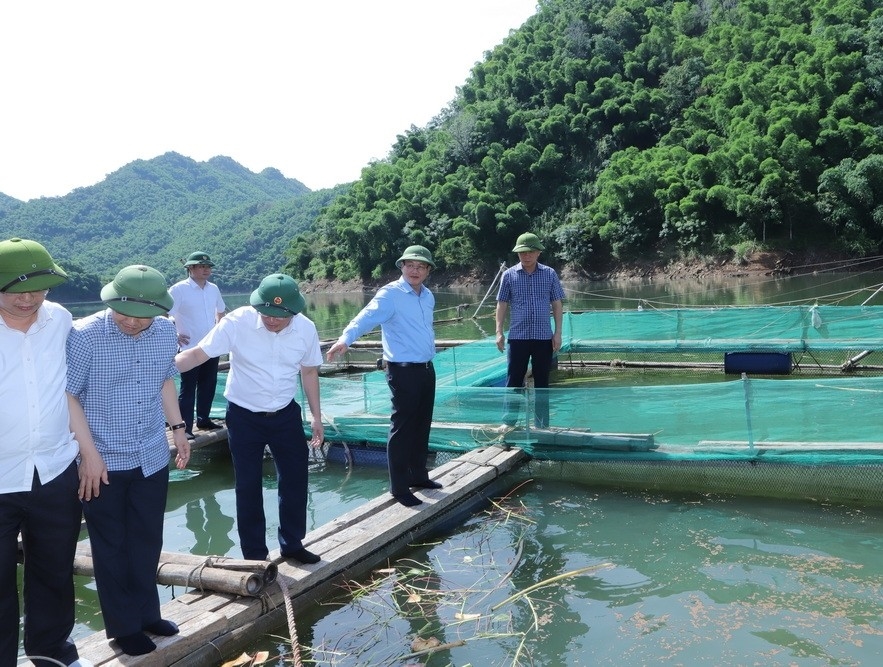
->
xmin=272 ymin=481 xmax=610 ymax=666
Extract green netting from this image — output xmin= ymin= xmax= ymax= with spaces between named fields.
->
xmin=314 ymin=305 xmax=883 ymax=464
xmin=322 ymin=374 xmax=883 ymax=458
xmin=561 ymin=305 xmax=883 ymax=352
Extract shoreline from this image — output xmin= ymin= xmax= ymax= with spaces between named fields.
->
xmin=298 ymin=249 xmax=866 ymax=294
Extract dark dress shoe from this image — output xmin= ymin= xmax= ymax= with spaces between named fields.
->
xmin=196 ymin=419 xmax=222 ymax=430
xmin=282 ymin=547 xmax=321 ymax=564
xmin=411 ymin=479 xmax=443 ymax=490
xmin=185 ymin=432 xmax=196 ymax=441
xmin=392 ymin=492 xmax=423 ymax=507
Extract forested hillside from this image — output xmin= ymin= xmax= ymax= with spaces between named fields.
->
xmin=0 ymin=152 xmax=344 ymax=298
xmin=286 ymin=0 xmax=883 ymax=282
xmin=2 ymin=0 xmax=880 ymax=295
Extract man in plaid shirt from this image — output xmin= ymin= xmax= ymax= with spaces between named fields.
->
xmin=495 ymin=232 xmax=564 ymax=427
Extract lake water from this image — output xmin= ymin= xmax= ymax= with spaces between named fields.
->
xmin=33 ymin=270 xmax=883 ymax=665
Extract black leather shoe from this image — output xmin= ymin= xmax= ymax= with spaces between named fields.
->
xmin=196 ymin=419 xmax=222 ymax=430
xmin=185 ymin=432 xmax=195 ymax=441
xmin=282 ymin=548 xmax=320 ymax=564
xmin=411 ymin=479 xmax=443 ymax=490
xmin=392 ymin=492 xmax=423 ymax=507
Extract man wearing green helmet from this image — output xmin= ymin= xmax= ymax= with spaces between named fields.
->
xmin=0 ymin=237 xmax=104 ymax=667
xmin=495 ymin=232 xmax=565 ymax=427
xmin=168 ymin=251 xmax=227 ymax=439
xmin=327 ymin=245 xmax=440 ymax=508
xmin=66 ymin=265 xmax=191 ymax=657
xmin=176 ymin=273 xmax=325 ymax=565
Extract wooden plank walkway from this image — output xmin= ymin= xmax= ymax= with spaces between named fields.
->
xmin=75 ymin=443 xmax=527 ymax=666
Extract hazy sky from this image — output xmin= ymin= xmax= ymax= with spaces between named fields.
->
xmin=1 ymin=1 xmax=537 ymax=201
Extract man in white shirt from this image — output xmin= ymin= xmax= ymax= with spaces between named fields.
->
xmin=168 ymin=251 xmax=226 ymax=439
xmin=176 ymin=273 xmax=324 ymax=564
xmin=0 ymin=237 xmax=105 ymax=667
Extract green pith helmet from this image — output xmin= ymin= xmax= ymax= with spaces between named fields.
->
xmin=182 ymin=251 xmax=215 ymax=268
xmin=395 ymin=245 xmax=436 ymax=269
xmin=0 ymin=237 xmax=68 ymax=293
xmin=249 ymin=273 xmax=306 ymax=317
xmin=512 ymin=232 xmax=544 ymax=253
xmin=100 ymin=265 xmax=174 ymax=317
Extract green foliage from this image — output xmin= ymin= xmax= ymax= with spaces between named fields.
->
xmin=288 ymin=0 xmax=883 ymax=278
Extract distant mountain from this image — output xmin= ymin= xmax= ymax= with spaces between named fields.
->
xmin=0 ymin=152 xmax=347 ymax=297
xmin=0 ymin=192 xmax=23 ymax=215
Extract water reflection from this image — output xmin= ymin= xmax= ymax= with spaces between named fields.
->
xmin=291 ymin=479 xmax=883 ymax=666
xmin=185 ymin=496 xmax=235 ymax=557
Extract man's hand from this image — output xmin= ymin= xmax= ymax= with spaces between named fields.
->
xmin=309 ymin=418 xmax=325 ymax=448
xmin=326 ymin=341 xmax=348 ymax=362
xmin=496 ymin=332 xmax=506 ymax=352
xmin=173 ymin=431 xmax=191 ymax=469
xmin=78 ymin=449 xmax=108 ymax=501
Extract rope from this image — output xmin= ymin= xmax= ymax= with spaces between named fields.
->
xmin=186 ymin=561 xmax=211 ymax=592
xmin=275 ymin=574 xmax=304 ymax=667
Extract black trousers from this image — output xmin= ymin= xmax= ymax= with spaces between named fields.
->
xmin=0 ymin=461 xmax=81 ymax=667
xmin=178 ymin=356 xmax=221 ymax=430
xmin=505 ymin=338 xmax=553 ymax=427
xmin=385 ymin=363 xmax=436 ymax=495
xmin=82 ymin=465 xmax=169 ymax=639
xmin=226 ymin=400 xmax=309 ymax=560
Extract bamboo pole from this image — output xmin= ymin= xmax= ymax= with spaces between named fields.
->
xmin=155 ymin=551 xmax=277 ymax=585
xmin=73 ymin=554 xmax=265 ymax=597
xmin=74 ymin=544 xmax=276 ymax=594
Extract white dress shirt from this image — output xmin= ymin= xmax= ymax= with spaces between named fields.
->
xmin=197 ymin=306 xmax=323 ymax=412
xmin=168 ymin=277 xmax=226 ymax=350
xmin=0 ymin=300 xmax=79 ymax=493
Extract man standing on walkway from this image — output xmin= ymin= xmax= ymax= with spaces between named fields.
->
xmin=169 ymin=251 xmax=226 ymax=439
xmin=495 ymin=232 xmax=565 ymax=428
xmin=67 ymin=265 xmax=191 ymax=657
xmin=175 ymin=273 xmax=324 ymax=564
xmin=327 ymin=245 xmax=439 ymax=508
xmin=0 ymin=237 xmax=105 ymax=667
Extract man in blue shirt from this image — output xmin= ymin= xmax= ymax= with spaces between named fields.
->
xmin=495 ymin=232 xmax=565 ymax=427
xmin=67 ymin=265 xmax=191 ymax=657
xmin=327 ymin=245 xmax=439 ymax=508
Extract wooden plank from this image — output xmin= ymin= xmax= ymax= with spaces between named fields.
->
xmin=76 ymin=445 xmax=527 ymax=667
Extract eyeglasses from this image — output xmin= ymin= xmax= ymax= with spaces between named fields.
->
xmin=402 ymin=262 xmax=430 ymax=272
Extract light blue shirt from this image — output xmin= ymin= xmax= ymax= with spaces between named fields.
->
xmin=66 ymin=310 xmax=178 ymax=476
xmin=339 ymin=277 xmax=436 ymax=363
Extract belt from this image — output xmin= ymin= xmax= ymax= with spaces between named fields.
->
xmin=386 ymin=360 xmax=433 ymax=369
xmin=232 ymin=401 xmax=292 ymax=417
xmin=254 ymin=409 xmax=283 ymax=417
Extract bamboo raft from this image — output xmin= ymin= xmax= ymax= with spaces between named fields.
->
xmin=73 ymin=444 xmax=526 ymax=666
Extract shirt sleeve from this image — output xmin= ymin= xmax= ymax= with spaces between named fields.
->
xmin=65 ymin=325 xmax=91 ymax=397
xmin=339 ymin=287 xmax=395 ymax=346
xmin=497 ymin=272 xmax=512 ymax=302
xmin=198 ymin=315 xmax=234 ymax=358
xmin=550 ymin=270 xmax=565 ymax=302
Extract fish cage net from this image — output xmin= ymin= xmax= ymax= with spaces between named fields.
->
xmin=311 ymin=306 xmax=883 ymax=504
